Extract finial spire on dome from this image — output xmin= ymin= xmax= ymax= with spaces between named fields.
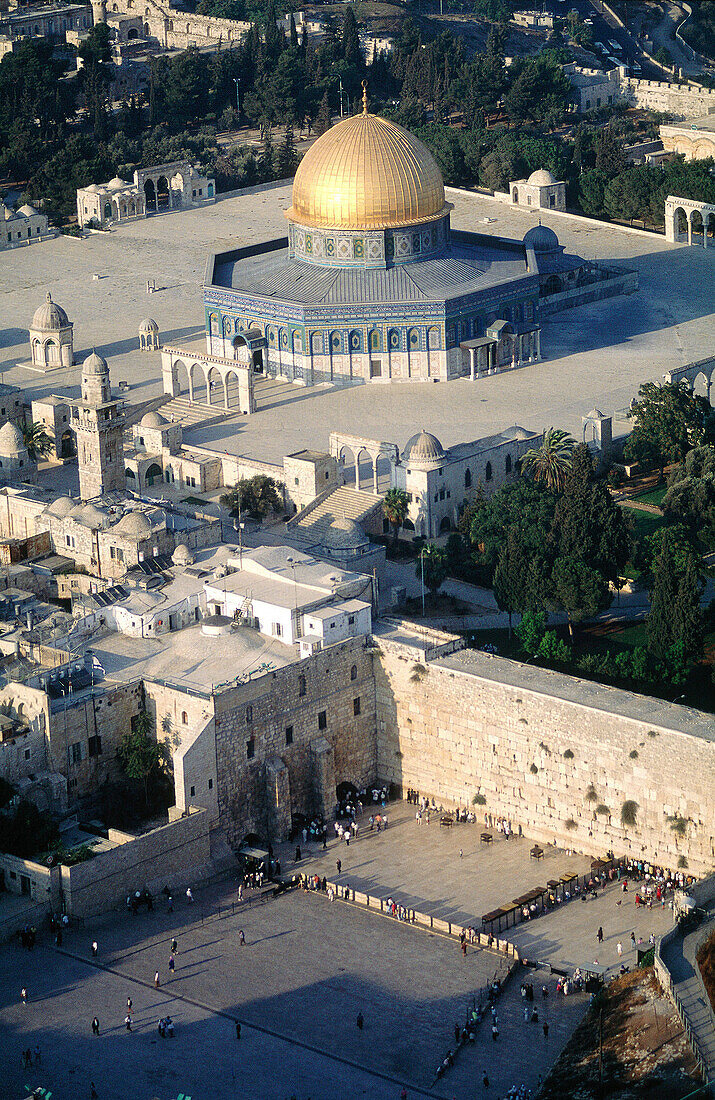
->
xmin=46 ymin=292 xmax=52 ymax=303
xmin=362 ymin=80 xmax=369 ymax=115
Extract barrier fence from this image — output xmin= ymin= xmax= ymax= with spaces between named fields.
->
xmin=654 ymin=926 xmax=712 ymax=1087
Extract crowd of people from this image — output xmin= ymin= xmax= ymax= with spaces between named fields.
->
xmin=433 ymin=976 xmax=505 ymax=1084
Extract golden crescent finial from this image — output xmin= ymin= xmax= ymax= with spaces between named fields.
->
xmin=362 ymin=80 xmax=369 ymax=115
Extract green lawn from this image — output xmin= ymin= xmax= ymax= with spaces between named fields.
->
xmin=463 ymin=627 xmax=524 ymax=659
xmin=620 ymin=504 xmax=666 ymax=540
xmin=632 ymin=485 xmax=667 ymax=506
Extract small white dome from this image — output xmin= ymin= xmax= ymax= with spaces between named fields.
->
xmin=31 ymin=292 xmax=69 ymax=332
xmin=83 ymin=350 xmax=108 ymax=375
xmin=139 ymin=318 xmax=159 ymax=333
xmin=140 ymin=411 xmax=167 ymax=428
xmin=107 ymin=176 xmax=127 ymax=189
xmin=528 ymin=169 xmax=557 ymax=186
xmin=523 ymin=224 xmax=560 ymax=253
xmin=324 ymin=517 xmax=367 ymax=549
xmin=45 ymin=495 xmax=75 ymax=518
xmin=0 ymin=421 xmax=26 ymax=455
xmin=114 ymin=510 xmax=152 ymax=539
xmin=76 ymin=503 xmax=109 ymax=528
xmin=172 ymin=542 xmax=194 ymax=566
xmin=402 ymin=430 xmax=445 ymax=467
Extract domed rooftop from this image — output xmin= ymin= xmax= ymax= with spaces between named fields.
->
xmin=45 ymin=495 xmax=75 ymax=518
xmin=324 ymin=516 xmax=367 ymax=549
xmin=75 ymin=503 xmax=109 ymax=528
xmin=140 ymin=410 xmax=167 ymax=428
xmin=402 ymin=430 xmax=446 ymax=467
xmin=523 ymin=224 xmax=560 ymax=254
xmin=139 ymin=317 xmax=159 ymax=333
xmin=0 ymin=421 xmax=26 ymax=455
xmin=114 ymin=510 xmax=153 ymax=539
xmin=82 ymin=350 xmax=108 ymax=375
xmin=31 ymin=292 xmax=70 ymax=332
xmin=528 ymin=169 xmax=557 ymax=186
xmin=17 ymin=204 xmax=38 ymax=217
xmin=172 ymin=542 xmax=194 ymax=566
xmin=107 ymin=176 xmax=127 ymax=189
xmin=286 ymin=91 xmax=449 ymax=231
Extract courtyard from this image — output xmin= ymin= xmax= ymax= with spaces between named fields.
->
xmin=0 ymin=802 xmax=676 ymax=1100
xmin=1 ymin=184 xmax=713 ymax=475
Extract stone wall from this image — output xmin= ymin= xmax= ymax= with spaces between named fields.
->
xmin=59 ymin=807 xmax=211 ymax=918
xmin=374 ymin=641 xmax=715 ymax=875
xmin=214 ymin=637 xmax=377 ymax=846
xmin=620 ymin=77 xmax=715 ymax=119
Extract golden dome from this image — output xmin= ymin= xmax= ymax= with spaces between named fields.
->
xmin=286 ymin=108 xmax=448 ymax=231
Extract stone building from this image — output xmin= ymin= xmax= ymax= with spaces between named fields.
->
xmin=506 ymin=169 xmax=566 ymax=212
xmin=123 ymin=410 xmax=223 ymax=493
xmin=0 ymin=382 xmax=25 ymax=431
xmin=29 ymin=292 xmax=74 ymax=370
xmin=660 ymin=114 xmax=715 ymax=161
xmin=0 ymin=200 xmax=55 ymax=250
xmin=29 ymin=396 xmax=75 ymax=461
xmin=0 ymin=2 xmax=91 ymax=41
xmin=138 ymin=317 xmax=160 ymax=351
xmin=665 ymin=196 xmax=715 ymax=247
xmin=91 ymin=0 xmax=249 ymax=51
xmin=71 ymin=350 xmax=126 ymax=501
xmin=0 ymin=421 xmax=36 ymax=486
xmin=76 ymin=161 xmax=215 ymax=229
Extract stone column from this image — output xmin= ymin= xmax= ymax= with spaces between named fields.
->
xmin=469 ymin=347 xmax=475 ymax=381
xmin=265 ymin=756 xmax=292 ymax=841
xmin=310 ymin=738 xmax=336 ymax=822
xmin=354 ymin=454 xmax=361 ymax=491
xmin=536 ymin=329 xmax=542 ymax=360
xmin=371 ymin=454 xmax=379 ymax=495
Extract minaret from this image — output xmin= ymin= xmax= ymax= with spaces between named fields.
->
xmin=91 ymin=0 xmax=106 ymax=25
xmin=71 ymin=351 xmax=126 ymax=501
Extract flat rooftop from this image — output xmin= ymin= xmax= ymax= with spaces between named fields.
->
xmin=435 ymin=647 xmax=715 ymax=743
xmin=93 ymin=621 xmax=295 ymax=693
xmin=0 ymin=182 xmax=712 ymax=471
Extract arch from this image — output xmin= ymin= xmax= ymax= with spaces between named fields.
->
xmin=169 ymin=172 xmax=185 ymax=205
xmin=311 ymin=331 xmax=323 ymax=355
xmin=182 ymin=710 xmax=188 ymax=724
xmin=690 ymin=209 xmax=704 ymax=246
xmin=403 ymin=517 xmax=415 ymax=531
xmin=223 ymin=316 xmax=233 ymax=338
xmin=464 ymin=468 xmax=472 ymax=489
xmin=369 ymin=328 xmax=382 ymax=353
xmin=692 ymin=370 xmax=711 ymax=403
xmin=505 ymin=453 xmax=512 ymax=475
xmin=245 ymin=704 xmax=253 ymax=724
xmin=350 ymin=664 xmax=357 ymax=681
xmin=125 ymin=467 xmax=137 ymax=480
xmin=224 ymin=369 xmax=241 ymax=409
xmin=407 ymin=327 xmax=420 ymax=351
xmin=206 ymin=365 xmax=222 ymax=405
xmin=348 ymin=329 xmax=362 ymax=353
xmin=427 ymin=326 xmax=440 ymax=349
xmin=45 ymin=339 xmax=59 ymax=366
xmin=145 ymin=462 xmax=163 ymax=486
xmin=60 ymin=429 xmax=75 ymax=458
xmin=156 ymin=175 xmax=170 ymax=210
xmin=512 ymin=187 xmax=519 ymax=202
xmin=675 ymin=206 xmax=688 ymax=239
xmin=329 ymin=330 xmax=342 ymax=354
xmin=104 ymin=201 xmax=112 ymax=222
xmin=127 ymin=26 xmax=138 ymax=38
xmin=293 ymin=331 xmax=303 ymax=355
xmin=144 ymin=20 xmax=150 ymax=34
xmin=374 ymin=450 xmax=392 ymax=494
xmin=174 ymin=358 xmax=193 ymax=401
xmin=388 ymin=327 xmax=400 ymax=352
xmin=209 ymin=313 xmax=220 ymax=336
xmin=144 ymin=178 xmax=156 ymax=212
xmin=439 ymin=516 xmax=452 ymax=534
xmin=485 ymin=461 xmax=493 ymax=482
xmin=544 ymin=275 xmax=562 ymax=295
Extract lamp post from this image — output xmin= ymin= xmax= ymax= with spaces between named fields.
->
xmin=420 ymin=549 xmax=425 ymax=618
xmin=232 ymin=77 xmax=240 ymax=122
xmin=286 ymin=556 xmax=298 ymax=641
xmin=338 ymin=77 xmax=344 ymax=119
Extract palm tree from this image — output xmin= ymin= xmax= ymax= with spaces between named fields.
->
xmin=22 ymin=421 xmax=53 ymax=460
xmin=382 ymin=488 xmax=409 ymax=546
xmin=520 ymin=427 xmax=576 ymax=493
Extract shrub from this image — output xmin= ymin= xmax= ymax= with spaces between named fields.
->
xmin=647 ymin=730 xmax=659 ymax=738
xmin=563 ymin=748 xmax=574 ymax=759
xmin=595 ymin=804 xmax=610 ymax=816
xmin=667 ymin=814 xmax=689 ymax=837
xmin=629 ymin=749 xmax=639 ymax=759
xmin=678 ymin=855 xmax=688 ymax=869
xmin=586 ymin=784 xmax=598 ymax=802
xmin=472 ymin=793 xmax=487 ymax=806
xmin=621 ymin=800 xmax=639 ymax=827
xmin=530 ymin=763 xmax=539 ymax=774
xmin=565 ymin=817 xmax=577 ymax=830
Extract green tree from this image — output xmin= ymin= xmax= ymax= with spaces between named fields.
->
xmin=492 ymin=524 xmax=533 ymax=635
xmin=277 ymin=120 xmax=298 ymax=178
xmin=594 ymin=125 xmax=626 ymax=175
xmin=382 ymin=488 xmax=409 ymax=546
xmin=646 ymin=529 xmax=703 ymax=667
xmin=520 ymin=427 xmax=576 ymax=493
xmin=22 ymin=421 xmax=53 ymax=460
xmin=258 ymin=125 xmax=274 ymax=181
xmin=417 ymin=543 xmax=448 ymax=597
xmin=314 ymin=91 xmax=331 ymax=136
xmin=220 ymin=475 xmax=282 ymax=520
xmin=625 ymin=381 xmax=715 ymax=477
xmin=515 ymin=609 xmax=548 ymax=655
xmin=662 ymin=445 xmax=715 ymax=536
xmin=117 ymin=710 xmax=169 ymax=812
xmin=469 ymin=479 xmax=556 ymax=579
xmin=341 ymin=6 xmax=362 ymax=69
xmin=549 ymin=556 xmax=610 ymax=637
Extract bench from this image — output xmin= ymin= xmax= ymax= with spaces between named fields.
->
xmin=440 ymin=815 xmax=454 ymax=828
xmin=480 ymin=832 xmax=493 ymax=845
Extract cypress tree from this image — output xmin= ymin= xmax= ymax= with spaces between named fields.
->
xmin=277 ymin=120 xmax=297 ymax=178
xmin=315 ymin=91 xmax=331 ymax=136
xmin=258 ymin=125 xmax=274 ymax=181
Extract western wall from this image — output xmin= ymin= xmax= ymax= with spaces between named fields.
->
xmin=374 ymin=639 xmax=715 ymax=876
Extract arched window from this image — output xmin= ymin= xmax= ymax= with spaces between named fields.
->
xmin=298 ymin=674 xmax=306 ymax=697
xmin=408 ymin=328 xmax=419 ymax=350
xmin=388 ymin=328 xmax=400 ymax=351
xmin=505 ymin=454 xmax=512 ymax=474
xmin=369 ymin=330 xmax=381 ymax=352
xmin=330 ymin=331 xmax=341 ymax=352
xmin=246 ymin=704 xmax=253 ymax=724
xmin=311 ymin=331 xmax=323 ymax=354
xmin=350 ymin=664 xmax=357 ymax=681
xmin=182 ymin=711 xmax=188 ymax=724
xmin=464 ymin=468 xmax=472 ymax=489
xmin=349 ymin=329 xmax=362 ymax=352
xmin=485 ymin=462 xmax=492 ymax=482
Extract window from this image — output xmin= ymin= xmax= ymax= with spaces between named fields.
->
xmin=246 ymin=704 xmax=253 ymax=724
xmin=485 ymin=461 xmax=493 ymax=482
xmin=182 ymin=711 xmax=188 ymax=724
xmin=208 ymin=778 xmax=213 ymax=790
xmin=353 ymin=697 xmax=361 ymax=716
xmin=246 ymin=738 xmax=255 ymax=760
xmin=465 ymin=468 xmax=472 ymax=488
xmin=285 ymin=725 xmax=293 ymax=745
xmin=505 ymin=454 xmax=512 ymax=474
xmin=274 ymin=623 xmax=282 ymax=637
xmin=24 ymin=748 xmax=30 ymax=760
xmin=348 ymin=615 xmax=355 ymax=626
xmin=68 ymin=741 xmax=83 ymax=765
xmin=318 ymin=711 xmax=327 ymax=730
xmin=190 ymin=785 xmax=195 ymax=796
xmin=298 ymin=675 xmax=306 ymax=697
xmin=88 ymin=735 xmax=102 ymax=757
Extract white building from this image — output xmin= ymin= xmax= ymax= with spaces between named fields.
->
xmin=564 ymin=63 xmax=624 ymax=113
xmin=76 ymin=161 xmax=215 ymax=229
xmin=513 ymin=10 xmax=553 ymax=29
xmin=506 ymin=169 xmax=566 ymax=212
xmin=204 ymin=545 xmax=373 ymax=646
xmin=0 ymin=200 xmax=55 ymax=250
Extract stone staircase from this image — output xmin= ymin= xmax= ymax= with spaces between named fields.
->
xmin=159 ymin=397 xmax=232 ymax=429
xmin=254 ymin=377 xmax=307 ymax=412
xmin=289 ymin=484 xmax=383 ymax=543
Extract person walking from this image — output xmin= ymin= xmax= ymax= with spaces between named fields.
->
xmin=90 ymin=1084 xmax=98 ymax=1100
xmin=597 ymin=926 xmax=603 ymax=944
xmin=171 ymin=938 xmax=178 ymax=954
xmin=336 ymin=858 xmax=342 ymax=875
xmin=92 ymin=1016 xmax=100 ymax=1036
xmin=524 ymin=1006 xmax=529 ymax=1023
xmin=630 ymin=931 xmax=636 ymax=948
xmin=34 ymin=1044 xmax=41 ymax=1065
xmin=543 ymin=1021 xmax=549 ymax=1040
xmin=125 ymin=1014 xmax=132 ymax=1031
xmin=91 ymin=940 xmax=98 ymax=957
xmin=20 ymin=987 xmax=27 ymax=1005
xmin=167 ymin=894 xmax=173 ymax=913
xmin=356 ymin=1012 xmax=364 ymax=1032
xmin=186 ymin=887 xmax=193 ymax=904
xmin=154 ymin=970 xmax=160 ymax=988
xmin=168 ymin=955 xmax=175 ymax=974
xmin=617 ymin=941 xmax=623 ymax=957
xmin=482 ymin=1071 xmax=489 ymax=1088
xmin=235 ymin=1020 xmax=241 ymax=1040
xmin=127 ymin=997 xmax=133 ymax=1015
xmin=239 ymin=929 xmax=246 ymax=946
